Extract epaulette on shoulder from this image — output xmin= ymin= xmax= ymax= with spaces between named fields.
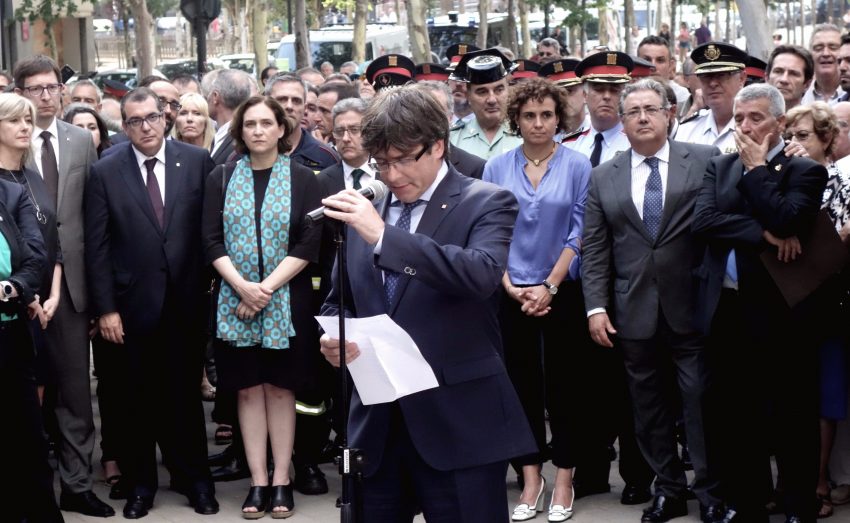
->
xmin=679 ymin=108 xmax=708 ymax=126
xmin=561 ymin=127 xmax=589 ymax=143
xmin=450 ymin=120 xmax=466 ymax=132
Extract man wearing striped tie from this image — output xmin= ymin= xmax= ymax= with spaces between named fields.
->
xmin=581 ymin=78 xmax=725 ymax=522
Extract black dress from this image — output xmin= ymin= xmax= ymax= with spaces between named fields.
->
xmin=202 ymin=160 xmax=323 ymax=393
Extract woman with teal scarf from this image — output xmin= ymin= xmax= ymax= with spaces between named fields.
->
xmin=202 ymin=96 xmax=322 ymax=519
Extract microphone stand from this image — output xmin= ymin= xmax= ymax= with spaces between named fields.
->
xmin=332 ymin=220 xmax=363 ymax=523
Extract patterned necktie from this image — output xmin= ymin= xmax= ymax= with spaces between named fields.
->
xmin=351 ymin=168 xmax=365 ymax=190
xmin=589 ymin=132 xmax=604 ymax=167
xmin=144 ymin=158 xmax=165 ymax=228
xmin=643 ymin=156 xmax=663 ymax=240
xmin=384 ymin=200 xmax=424 ymax=309
xmin=40 ymin=130 xmax=59 ymax=206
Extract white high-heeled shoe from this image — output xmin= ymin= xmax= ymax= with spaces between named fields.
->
xmin=511 ymin=476 xmax=546 ymax=521
xmin=547 ymin=487 xmax=575 ymax=522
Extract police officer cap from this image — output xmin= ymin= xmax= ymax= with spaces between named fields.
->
xmin=365 ymin=54 xmax=416 ymax=90
xmin=630 ymin=56 xmax=656 ymax=79
xmin=511 ymin=59 xmax=541 ymax=81
xmin=538 ymin=59 xmax=582 ymax=87
xmin=414 ymin=63 xmax=450 ymax=82
xmin=575 ymin=51 xmax=634 ymax=83
xmin=745 ymin=55 xmax=767 ymax=83
xmin=445 ymin=43 xmax=480 ymax=70
xmin=449 ymin=48 xmax=516 ymax=84
xmin=691 ymin=42 xmax=747 ymax=75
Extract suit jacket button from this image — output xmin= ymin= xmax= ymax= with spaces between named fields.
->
xmin=404 ymin=267 xmax=416 ymax=275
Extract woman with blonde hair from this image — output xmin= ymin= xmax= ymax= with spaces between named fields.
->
xmin=172 ymin=92 xmax=215 ymax=150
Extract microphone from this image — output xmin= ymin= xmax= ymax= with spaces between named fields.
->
xmin=306 ymin=179 xmax=389 ymax=224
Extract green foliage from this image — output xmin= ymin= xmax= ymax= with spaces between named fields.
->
xmin=14 ymin=0 xmax=78 ymax=24
xmin=147 ymin=0 xmax=179 ymax=18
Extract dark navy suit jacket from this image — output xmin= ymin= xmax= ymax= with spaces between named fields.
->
xmin=321 ymin=165 xmax=536 ymax=476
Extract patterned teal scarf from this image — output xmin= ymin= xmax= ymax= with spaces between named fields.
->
xmin=217 ymin=155 xmax=295 ymax=349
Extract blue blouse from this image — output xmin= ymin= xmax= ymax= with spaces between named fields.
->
xmin=483 ymin=144 xmax=591 ymax=285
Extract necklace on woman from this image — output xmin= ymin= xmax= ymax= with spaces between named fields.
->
xmin=1 ymin=167 xmax=47 ymax=225
xmin=522 ymin=142 xmax=557 ymax=167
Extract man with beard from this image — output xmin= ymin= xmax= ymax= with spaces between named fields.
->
xmin=675 ymin=42 xmax=748 ymax=154
xmin=449 ymin=48 xmax=523 ymax=160
xmin=313 ymin=82 xmax=360 ymax=146
xmin=766 ymin=45 xmax=814 ymax=111
xmin=802 ymin=24 xmax=844 ymax=105
xmin=836 ymin=33 xmax=850 ymax=102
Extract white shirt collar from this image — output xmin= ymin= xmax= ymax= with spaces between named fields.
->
xmin=34 ymin=117 xmax=59 ymax=141
xmin=705 ymin=111 xmax=735 ymax=137
xmin=132 ymin=140 xmax=167 ymax=167
xmin=591 ymin=121 xmax=625 ymax=144
xmin=631 ymin=140 xmax=670 ymax=166
xmin=389 ymin=161 xmax=449 ymax=205
xmin=342 ymin=160 xmax=374 ymax=178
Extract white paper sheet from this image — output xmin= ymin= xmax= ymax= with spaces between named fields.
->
xmin=315 ymin=314 xmax=439 ymax=405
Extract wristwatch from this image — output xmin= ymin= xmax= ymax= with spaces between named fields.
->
xmin=542 ymin=279 xmax=558 ymax=295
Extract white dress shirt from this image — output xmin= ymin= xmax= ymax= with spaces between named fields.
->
xmin=132 ymin=141 xmax=167 ymax=203
xmin=211 ymin=120 xmax=231 ymax=156
xmin=31 ymin=118 xmax=60 ymax=179
xmin=342 ymin=161 xmax=376 ymax=190
xmin=562 ymin=122 xmax=631 ymax=165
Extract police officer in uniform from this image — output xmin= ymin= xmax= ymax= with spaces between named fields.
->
xmin=414 ymin=63 xmax=450 ymax=83
xmin=562 ymin=51 xmax=633 ymax=167
xmin=539 ymin=58 xmax=589 ymax=139
xmin=674 ymin=42 xmax=748 ymax=154
xmin=449 ymin=48 xmax=523 ymax=160
xmin=365 ymin=54 xmax=417 ymax=92
xmin=446 ymin=44 xmax=480 ymax=127
xmin=511 ymin=59 xmax=541 ymax=84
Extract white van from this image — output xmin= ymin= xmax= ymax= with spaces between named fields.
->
xmin=275 ymin=24 xmax=410 ymax=71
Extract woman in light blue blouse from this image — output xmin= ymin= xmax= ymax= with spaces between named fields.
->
xmin=484 ymin=77 xmax=592 ymax=522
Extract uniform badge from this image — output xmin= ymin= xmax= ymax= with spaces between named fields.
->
xmin=388 ymin=56 xmax=398 ymax=67
xmin=554 ymin=62 xmax=563 ymax=73
xmin=775 ymin=164 xmax=782 ymax=171
xmin=422 ymin=64 xmax=431 ymax=74
xmin=705 ymin=45 xmax=721 ymax=61
xmin=607 ymin=53 xmax=617 ymax=65
xmin=459 ymin=44 xmax=467 ymax=54
xmin=378 ymin=74 xmax=391 ymax=86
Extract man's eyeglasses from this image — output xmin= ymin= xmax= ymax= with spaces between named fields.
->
xmin=368 ymin=143 xmax=431 ymax=173
xmin=22 ymin=84 xmax=62 ymax=97
xmin=621 ymin=105 xmax=668 ymax=120
xmin=331 ymin=125 xmax=362 ymax=139
xmin=125 ymin=113 xmax=163 ymax=128
xmin=159 ymin=97 xmax=182 ymax=112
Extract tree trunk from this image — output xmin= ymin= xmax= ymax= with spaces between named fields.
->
xmin=405 ymin=0 xmax=432 ymax=63
xmin=656 ymin=0 xmax=663 ymax=34
xmin=127 ymin=0 xmax=154 ymax=77
xmin=252 ymin=1 xmax=268 ymax=80
xmin=670 ymin=0 xmax=677 ymax=57
xmin=828 ymin=0 xmax=835 ymax=22
xmin=352 ymin=0 xmax=368 ymax=62
xmin=599 ymin=5 xmax=609 ymax=47
xmin=505 ymin=0 xmax=518 ymax=56
xmin=295 ymin=0 xmax=311 ymax=67
xmin=519 ymin=0 xmax=531 ymax=59
xmin=46 ymin=23 xmax=58 ymax=61
xmin=725 ymin=0 xmax=731 ymax=42
xmin=476 ymin=0 xmax=489 ymax=48
xmin=624 ymin=0 xmax=634 ymax=53
xmin=737 ymin=0 xmax=772 ymax=60
xmin=240 ymin=7 xmax=249 ymax=53
xmin=786 ymin=0 xmax=793 ymax=45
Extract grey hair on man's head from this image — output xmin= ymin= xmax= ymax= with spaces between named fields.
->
xmin=734 ymin=83 xmax=786 ymax=118
xmin=360 ymin=85 xmax=449 ymax=159
xmin=67 ymin=78 xmax=103 ymax=103
xmin=810 ymin=23 xmax=842 ymax=45
xmin=263 ymin=73 xmax=308 ymax=99
xmin=618 ymin=79 xmax=671 ymax=115
xmin=332 ymin=97 xmax=368 ymax=121
xmin=205 ymin=69 xmax=253 ymax=110
xmin=412 ymin=80 xmax=454 ymax=117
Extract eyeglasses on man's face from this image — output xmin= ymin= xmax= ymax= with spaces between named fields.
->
xmin=332 ymin=125 xmax=362 ymax=139
xmin=159 ymin=97 xmax=182 ymax=112
xmin=368 ymin=143 xmax=431 ymax=173
xmin=22 ymin=84 xmax=62 ymax=97
xmin=125 ymin=112 xmax=164 ymax=128
xmin=621 ymin=105 xmax=668 ymax=120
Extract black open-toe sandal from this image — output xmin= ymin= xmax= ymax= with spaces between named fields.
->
xmin=269 ymin=484 xmax=294 ymax=519
xmin=242 ymin=485 xmax=270 ymax=520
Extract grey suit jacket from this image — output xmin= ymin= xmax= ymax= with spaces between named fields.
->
xmin=27 ymin=119 xmax=97 ymax=313
xmin=581 ymin=140 xmax=720 ymax=340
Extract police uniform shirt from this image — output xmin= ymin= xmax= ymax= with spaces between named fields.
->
xmin=562 ymin=121 xmax=630 ymax=165
xmin=450 ymin=112 xmax=476 ymax=128
xmin=675 ymin=109 xmax=737 ymax=154
xmin=450 ymin=118 xmax=523 ymax=161
xmin=801 ymin=82 xmax=846 ymax=106
xmin=290 ymin=130 xmax=340 ymax=173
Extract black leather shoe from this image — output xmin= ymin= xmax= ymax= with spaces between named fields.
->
xmin=189 ymin=491 xmax=220 ymax=515
xmin=574 ymin=480 xmax=611 ymax=499
xmin=700 ymin=504 xmax=725 ymax=523
xmin=211 ymin=456 xmax=251 ymax=482
xmin=207 ymin=444 xmax=235 ymax=467
xmin=123 ymin=496 xmax=153 ymax=519
xmin=622 ymin=484 xmax=653 ymax=505
xmin=641 ymin=495 xmax=688 ymax=522
xmin=59 ymin=490 xmax=116 ymax=518
xmin=294 ymin=464 xmax=328 ymax=495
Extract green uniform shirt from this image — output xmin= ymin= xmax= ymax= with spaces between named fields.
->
xmin=450 ymin=119 xmax=523 ymax=161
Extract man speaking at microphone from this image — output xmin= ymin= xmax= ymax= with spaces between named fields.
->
xmin=319 ymin=86 xmax=536 ymax=522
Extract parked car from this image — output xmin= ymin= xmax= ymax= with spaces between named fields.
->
xmin=67 ymin=68 xmax=167 ymax=91
xmin=156 ymin=58 xmax=224 ymax=80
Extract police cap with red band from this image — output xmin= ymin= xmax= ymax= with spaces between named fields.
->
xmin=511 ymin=59 xmax=541 ymax=81
xmin=630 ymin=56 xmax=656 ymax=79
xmin=575 ymin=51 xmax=633 ymax=84
xmin=745 ymin=55 xmax=767 ymax=82
xmin=445 ymin=43 xmax=481 ymax=71
xmin=365 ymin=54 xmax=417 ymax=90
xmin=538 ymin=59 xmax=582 ymax=87
xmin=414 ymin=63 xmax=450 ymax=82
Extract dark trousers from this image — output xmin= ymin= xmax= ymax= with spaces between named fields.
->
xmin=707 ymin=289 xmax=820 ymax=522
xmin=619 ymin=314 xmax=719 ymax=506
xmin=500 ymin=281 xmax=588 ymax=468
xmin=362 ymin=406 xmax=510 ymax=523
xmin=0 ymin=319 xmax=63 ymax=523
xmin=120 ymin=298 xmax=213 ymax=499
xmin=92 ymin=335 xmax=128 ymax=468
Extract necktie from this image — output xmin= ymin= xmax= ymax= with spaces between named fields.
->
xmin=351 ymin=168 xmax=365 ymax=190
xmin=725 ymin=251 xmax=738 ymax=284
xmin=643 ymin=156 xmax=663 ymax=240
xmin=589 ymin=132 xmax=604 ymax=167
xmin=144 ymin=158 xmax=164 ymax=228
xmin=383 ymin=200 xmax=424 ymax=309
xmin=40 ymin=130 xmax=59 ymax=206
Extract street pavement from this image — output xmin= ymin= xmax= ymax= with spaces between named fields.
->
xmin=58 ymin=389 xmax=844 ymax=522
